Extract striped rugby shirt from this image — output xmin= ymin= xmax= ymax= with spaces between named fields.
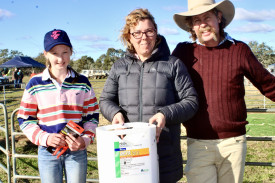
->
xmin=18 ymin=68 xmax=99 ymax=148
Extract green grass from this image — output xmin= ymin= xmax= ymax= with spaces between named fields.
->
xmin=246 ymin=113 xmax=275 ymax=136
xmin=244 ymin=141 xmax=275 ymax=183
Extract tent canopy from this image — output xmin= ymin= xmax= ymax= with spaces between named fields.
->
xmin=0 ymin=56 xmax=45 ymax=68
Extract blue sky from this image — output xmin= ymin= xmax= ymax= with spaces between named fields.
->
xmin=1 ymin=0 xmax=275 ymax=61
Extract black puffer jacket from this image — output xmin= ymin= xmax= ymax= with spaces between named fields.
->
xmin=100 ymin=35 xmax=198 ymax=183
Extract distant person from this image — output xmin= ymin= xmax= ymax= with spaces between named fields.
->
xmin=13 ymin=68 xmax=19 ymax=88
xmin=172 ymin=0 xmax=275 ymax=182
xmin=17 ymin=68 xmax=24 ymax=85
xmin=99 ymin=8 xmax=198 ymax=183
xmin=17 ymin=29 xmax=99 ymax=183
xmin=4 ymin=68 xmax=12 ymax=77
xmin=1 ymin=67 xmax=8 ymax=75
xmin=3 ymin=68 xmax=12 ymax=85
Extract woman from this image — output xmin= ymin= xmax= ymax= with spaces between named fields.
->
xmin=99 ymin=9 xmax=198 ymax=183
xmin=18 ymin=29 xmax=99 ymax=183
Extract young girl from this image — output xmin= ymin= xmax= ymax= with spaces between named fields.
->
xmin=18 ymin=29 xmax=99 ymax=183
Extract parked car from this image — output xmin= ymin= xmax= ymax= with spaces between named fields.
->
xmin=80 ymin=70 xmax=109 ymax=79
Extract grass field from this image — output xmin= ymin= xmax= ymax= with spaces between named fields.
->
xmin=246 ymin=113 xmax=275 ymax=136
xmin=0 ymin=77 xmax=274 ymax=182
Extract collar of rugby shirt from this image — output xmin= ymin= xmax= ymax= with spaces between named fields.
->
xmin=42 ymin=68 xmax=75 ymax=90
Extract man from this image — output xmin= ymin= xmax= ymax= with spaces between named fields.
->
xmin=172 ymin=0 xmax=275 ymax=183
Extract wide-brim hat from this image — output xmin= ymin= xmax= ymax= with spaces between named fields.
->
xmin=174 ymin=0 xmax=235 ymax=31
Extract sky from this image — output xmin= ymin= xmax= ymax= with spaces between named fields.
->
xmin=1 ymin=0 xmax=275 ymax=61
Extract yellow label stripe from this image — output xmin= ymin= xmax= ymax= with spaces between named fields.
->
xmin=120 ymin=148 xmax=149 ymax=158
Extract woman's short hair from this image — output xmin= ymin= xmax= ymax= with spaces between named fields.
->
xmin=120 ymin=8 xmax=158 ymax=53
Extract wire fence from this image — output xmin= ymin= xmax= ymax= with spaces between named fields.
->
xmin=0 ymin=82 xmax=274 ymax=182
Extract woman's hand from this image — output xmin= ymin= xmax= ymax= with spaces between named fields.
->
xmin=112 ymin=112 xmax=125 ymax=125
xmin=149 ymin=112 xmax=166 ymax=143
xmin=112 ymin=112 xmax=126 ymax=139
xmin=46 ymin=133 xmax=66 ymax=148
xmin=65 ymin=134 xmax=86 ymax=151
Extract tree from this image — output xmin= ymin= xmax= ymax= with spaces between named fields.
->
xmin=248 ymin=41 xmax=275 ymax=67
xmin=104 ymin=48 xmax=125 ymax=70
xmin=97 ymin=48 xmax=125 ymax=70
xmin=95 ymin=54 xmax=105 ymax=69
xmin=74 ymin=56 xmax=94 ymax=72
xmin=0 ymin=49 xmax=24 ymax=64
xmin=34 ymin=53 xmax=46 ymax=66
xmin=69 ymin=60 xmax=75 ymax=68
xmin=0 ymin=49 xmax=9 ymax=58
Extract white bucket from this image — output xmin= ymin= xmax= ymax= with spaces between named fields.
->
xmin=96 ymin=122 xmax=159 ymax=183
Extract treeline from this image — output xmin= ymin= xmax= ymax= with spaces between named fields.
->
xmin=32 ymin=48 xmax=125 ymax=73
xmin=248 ymin=41 xmax=275 ymax=67
xmin=0 ymin=41 xmax=274 ymax=74
xmin=0 ymin=48 xmax=125 ymax=74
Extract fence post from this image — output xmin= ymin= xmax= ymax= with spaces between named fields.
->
xmin=3 ymin=85 xmax=6 ymax=106
xmin=0 ymin=103 xmax=11 ymax=183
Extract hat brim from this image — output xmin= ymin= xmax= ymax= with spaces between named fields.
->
xmin=45 ymin=42 xmax=72 ymax=52
xmin=173 ymin=0 xmax=235 ymax=31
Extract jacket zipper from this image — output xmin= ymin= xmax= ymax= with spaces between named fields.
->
xmin=139 ymin=63 xmax=144 ymax=121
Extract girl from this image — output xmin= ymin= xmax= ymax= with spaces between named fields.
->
xmin=18 ymin=29 xmax=99 ymax=183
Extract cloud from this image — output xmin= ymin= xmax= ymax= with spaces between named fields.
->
xmin=159 ymin=27 xmax=179 ymax=35
xmin=232 ymin=23 xmax=275 ymax=33
xmin=162 ymin=5 xmax=186 ymax=12
xmin=235 ymin=8 xmax=275 ymax=22
xmin=16 ymin=36 xmax=32 ymax=40
xmin=0 ymin=9 xmax=14 ymax=20
xmin=74 ymin=35 xmax=110 ymax=42
xmin=87 ymin=43 xmax=114 ymax=51
xmin=73 ymin=44 xmax=114 ymax=60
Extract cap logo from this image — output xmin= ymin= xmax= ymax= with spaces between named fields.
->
xmin=51 ymin=30 xmax=61 ymax=40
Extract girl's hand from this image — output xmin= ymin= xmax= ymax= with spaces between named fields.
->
xmin=46 ymin=133 xmax=66 ymax=148
xmin=65 ymin=134 xmax=85 ymax=151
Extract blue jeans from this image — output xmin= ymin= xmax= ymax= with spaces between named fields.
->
xmin=14 ymin=79 xmax=18 ymax=88
xmin=38 ymin=146 xmax=87 ymax=183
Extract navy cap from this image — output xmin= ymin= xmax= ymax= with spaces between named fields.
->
xmin=44 ymin=29 xmax=72 ymax=51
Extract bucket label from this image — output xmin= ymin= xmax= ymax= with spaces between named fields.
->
xmin=114 ymin=141 xmax=150 ymax=178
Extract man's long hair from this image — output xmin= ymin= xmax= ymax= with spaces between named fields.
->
xmin=185 ymin=8 xmax=226 ymax=41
